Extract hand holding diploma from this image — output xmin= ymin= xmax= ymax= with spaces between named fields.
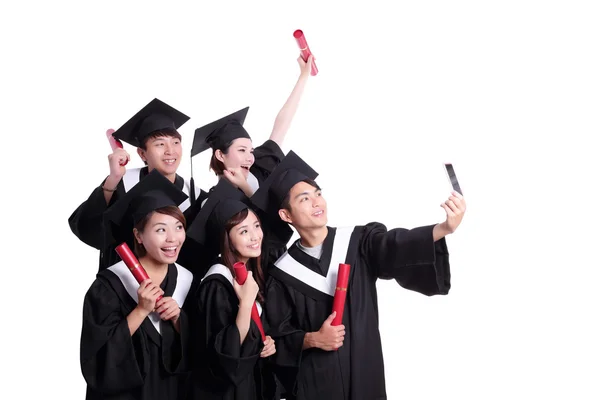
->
xmin=233 ymin=262 xmax=266 ymax=341
xmin=106 ymin=128 xmax=129 ymax=167
xmin=260 ymin=335 xmax=276 ymax=358
xmin=115 ymin=242 xmax=163 ymax=302
xmin=136 ymin=279 xmax=164 ymax=314
xmin=294 ymin=29 xmax=318 ymax=76
xmin=312 ymin=312 xmax=345 ymax=351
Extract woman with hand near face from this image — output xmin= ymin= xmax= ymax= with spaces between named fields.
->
xmin=80 ymin=170 xmax=194 ymax=400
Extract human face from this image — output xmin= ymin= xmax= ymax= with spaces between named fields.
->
xmin=279 ymin=181 xmax=327 ymax=229
xmin=138 ymin=135 xmax=182 ymax=177
xmin=134 ymin=212 xmax=186 ymax=265
xmin=217 ymin=138 xmax=255 ymax=178
xmin=228 ymin=210 xmax=263 ymax=263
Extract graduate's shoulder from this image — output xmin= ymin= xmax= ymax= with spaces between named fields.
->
xmin=197 ymin=264 xmax=236 ymax=296
xmin=83 ymin=273 xmax=121 ymax=310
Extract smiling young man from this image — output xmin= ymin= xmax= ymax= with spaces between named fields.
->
xmin=251 ymin=151 xmax=467 ymax=400
xmin=69 ymin=98 xmax=207 ymax=272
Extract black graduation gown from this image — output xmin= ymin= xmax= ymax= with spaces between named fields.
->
xmin=179 ymin=140 xmax=290 ymax=278
xmin=248 ymin=139 xmax=285 ymax=185
xmin=184 ymin=264 xmax=278 ymax=400
xmin=81 ymin=262 xmax=193 ymax=400
xmin=240 ymin=139 xmax=291 ymax=266
xmin=265 ymin=223 xmax=451 ymax=400
xmin=68 ymin=167 xmax=207 ymax=272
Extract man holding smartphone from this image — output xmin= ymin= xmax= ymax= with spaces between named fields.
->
xmin=252 ymin=151 xmax=467 ymax=400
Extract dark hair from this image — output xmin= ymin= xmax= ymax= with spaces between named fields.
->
xmin=208 ymin=140 xmax=234 ymax=176
xmin=280 ymin=179 xmax=321 ymax=211
xmin=221 ymin=208 xmax=265 ymax=303
xmin=133 ymin=206 xmax=186 ymax=258
xmin=140 ymin=128 xmax=182 ymax=151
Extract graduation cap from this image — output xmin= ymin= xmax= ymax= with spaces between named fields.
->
xmin=251 ymin=150 xmax=319 ymax=214
xmin=186 ymin=179 xmax=251 ymax=251
xmin=191 ymin=107 xmax=251 ymax=157
xmin=112 ymin=98 xmax=190 ymax=148
xmin=104 ymin=169 xmax=189 ymax=242
xmin=188 ymin=107 xmax=250 ymax=206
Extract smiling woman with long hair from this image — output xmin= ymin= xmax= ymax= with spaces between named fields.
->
xmin=184 ymin=179 xmax=280 ymax=400
xmin=80 ymin=170 xmax=194 ymax=400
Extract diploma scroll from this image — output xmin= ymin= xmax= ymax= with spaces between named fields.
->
xmin=115 ymin=242 xmax=163 ymax=301
xmin=293 ymin=29 xmax=318 ymax=76
xmin=332 ymin=263 xmax=350 ymax=326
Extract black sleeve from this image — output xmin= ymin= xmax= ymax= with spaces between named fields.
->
xmin=264 ymin=277 xmax=305 ymax=394
xmin=360 ymin=222 xmax=451 ymax=296
xmin=68 ymin=178 xmax=124 ymax=250
xmin=80 ymin=279 xmax=144 ymax=394
xmin=250 ymin=140 xmax=285 ymax=183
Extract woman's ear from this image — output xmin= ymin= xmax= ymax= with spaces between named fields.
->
xmin=133 ymin=228 xmax=143 ymax=244
xmin=215 ymin=149 xmax=225 ymax=163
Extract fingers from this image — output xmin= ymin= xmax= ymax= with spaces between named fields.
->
xmin=335 ymin=329 xmax=346 ymax=348
xmin=155 ymin=297 xmax=170 ymax=313
xmin=161 ymin=308 xmax=180 ymax=321
xmin=260 ymin=347 xmax=276 ymax=357
xmin=149 ymin=286 xmax=164 ymax=299
xmin=156 ymin=299 xmax=180 ymax=320
xmin=139 ymin=279 xmax=152 ymax=289
xmin=157 ymin=298 xmax=179 ymax=314
xmin=261 ymin=338 xmax=274 ymax=351
xmin=261 ymin=346 xmax=276 ymax=357
xmin=453 ymin=194 xmax=466 ymax=212
xmin=260 ymin=337 xmax=276 ymax=357
xmin=452 ymin=190 xmax=463 ymax=200
xmin=139 ymin=281 xmax=164 ymax=301
xmin=445 ymin=198 xmax=460 ymax=214
xmin=324 ymin=312 xmax=336 ymax=325
xmin=108 ymin=148 xmax=130 ymax=167
xmin=226 ymin=167 xmax=243 ymax=175
xmin=223 ymin=168 xmax=244 ymax=186
xmin=448 ymin=191 xmax=466 ymax=211
xmin=138 ymin=279 xmax=154 ymax=295
xmin=112 ymin=147 xmax=129 ymax=158
xmin=440 ymin=203 xmax=455 ymax=218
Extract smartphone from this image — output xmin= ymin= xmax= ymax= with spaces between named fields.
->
xmin=444 ymin=163 xmax=462 ymax=195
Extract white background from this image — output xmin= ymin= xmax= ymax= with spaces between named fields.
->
xmin=2 ymin=1 xmax=599 ymax=399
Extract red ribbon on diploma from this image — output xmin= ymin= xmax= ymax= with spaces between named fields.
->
xmin=233 ymin=262 xmax=266 ymax=341
xmin=106 ymin=128 xmax=128 ymax=166
xmin=293 ymin=29 xmax=318 ymax=76
xmin=115 ymin=242 xmax=162 ymax=301
xmin=332 ymin=263 xmax=350 ymax=326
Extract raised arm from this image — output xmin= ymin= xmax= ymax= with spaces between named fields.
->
xmin=361 ymin=191 xmax=467 ymax=296
xmin=268 ymin=55 xmax=313 ymax=147
xmin=68 ymin=131 xmax=130 ymax=249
